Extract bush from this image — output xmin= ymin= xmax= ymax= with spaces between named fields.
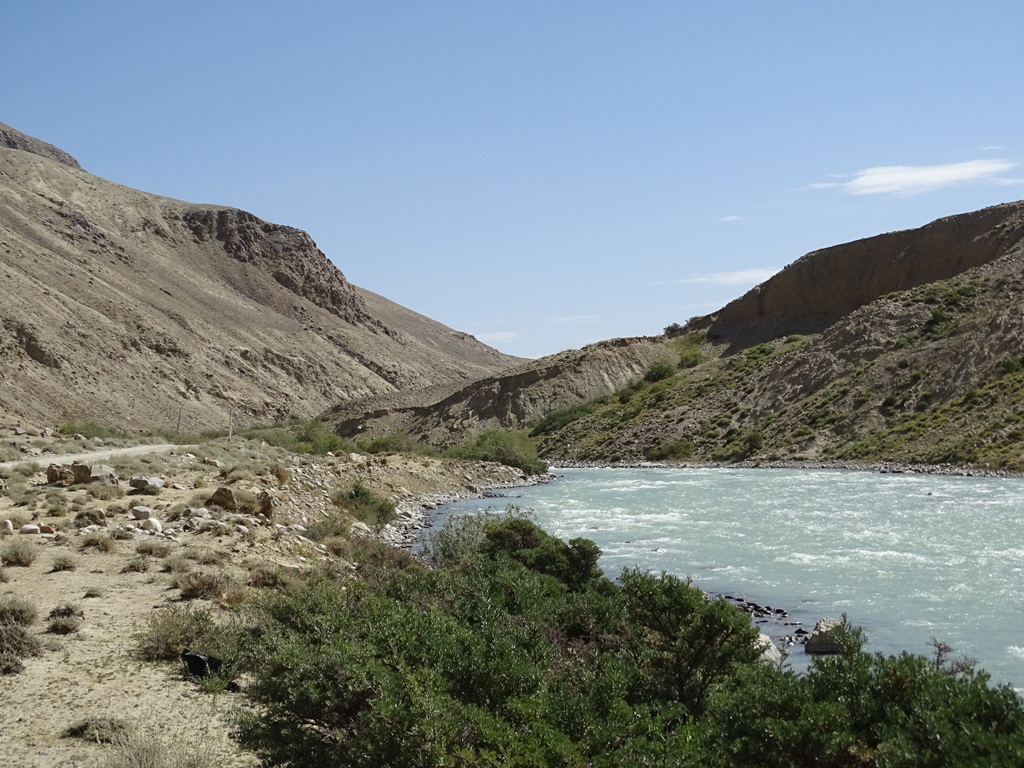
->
xmin=135 ymin=605 xmax=216 ymax=662
xmin=0 ymin=595 xmax=38 ymax=626
xmin=79 ymin=532 xmax=117 ymax=553
xmin=644 ymin=437 xmax=696 ymax=461
xmin=1 ymin=538 xmax=38 ymax=567
xmin=447 ymin=429 xmax=548 ymax=475
xmin=175 ymin=571 xmax=232 ymax=601
xmin=529 ymin=405 xmax=595 ymax=437
xmin=330 ymin=482 xmax=396 ymax=529
xmin=62 ymin=715 xmax=133 ymax=744
xmin=50 ymin=553 xmax=78 ymax=572
xmin=643 ymin=360 xmax=676 ymax=383
xmin=679 ymin=351 xmax=702 ymax=368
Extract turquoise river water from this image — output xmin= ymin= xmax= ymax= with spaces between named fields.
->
xmin=429 ymin=466 xmax=1024 ymax=691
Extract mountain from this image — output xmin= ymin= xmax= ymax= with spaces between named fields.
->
xmin=335 ymin=202 xmax=1024 ymax=471
xmin=0 ymin=123 xmax=520 ymax=431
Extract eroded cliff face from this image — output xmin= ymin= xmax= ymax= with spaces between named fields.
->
xmin=709 ymin=202 xmax=1024 ymax=347
xmin=176 ymin=208 xmax=390 ymax=332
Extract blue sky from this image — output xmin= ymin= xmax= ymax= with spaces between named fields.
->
xmin=4 ymin=2 xmax=1023 ymax=358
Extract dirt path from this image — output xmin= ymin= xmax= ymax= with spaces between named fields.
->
xmin=0 ymin=444 xmax=198 ymax=473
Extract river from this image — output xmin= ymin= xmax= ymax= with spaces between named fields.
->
xmin=427 ymin=466 xmax=1024 ymax=690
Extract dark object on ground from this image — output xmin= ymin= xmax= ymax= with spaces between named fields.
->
xmin=180 ymin=648 xmax=223 ymax=676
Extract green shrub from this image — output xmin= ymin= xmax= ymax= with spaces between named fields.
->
xmin=447 ymin=429 xmax=548 ymax=475
xmin=529 ymin=405 xmax=595 ymax=437
xmin=330 ymin=482 xmax=396 ymax=529
xmin=58 ymin=421 xmax=128 ymax=440
xmin=223 ymin=518 xmax=1024 ymax=767
xmin=644 ymin=437 xmax=696 ymax=461
xmin=679 ymin=351 xmax=702 ymax=368
xmin=135 ymin=605 xmax=216 ymax=662
xmin=643 ymin=360 xmax=676 ymax=382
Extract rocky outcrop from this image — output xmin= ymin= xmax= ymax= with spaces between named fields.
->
xmin=804 ymin=618 xmax=847 ymax=654
xmin=709 ymin=202 xmax=1024 ymax=348
xmin=175 ymin=207 xmax=390 ymax=332
xmin=0 ymin=122 xmax=81 ymax=170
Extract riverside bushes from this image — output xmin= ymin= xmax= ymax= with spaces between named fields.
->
xmin=447 ymin=429 xmax=548 ymax=475
xmin=215 ymin=514 xmax=1024 ymax=766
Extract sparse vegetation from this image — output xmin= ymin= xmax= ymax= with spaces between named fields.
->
xmin=1 ymin=538 xmax=38 ymax=567
xmin=50 ymin=553 xmax=78 ymax=572
xmin=329 ymin=482 xmax=396 ymax=529
xmin=448 ymin=429 xmax=548 ymax=475
xmin=79 ymin=532 xmax=117 ymax=553
xmin=62 ymin=715 xmax=133 ymax=744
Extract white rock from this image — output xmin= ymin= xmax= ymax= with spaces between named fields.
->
xmin=140 ymin=518 xmax=163 ymax=533
xmin=1 ymin=519 xmax=13 ymax=532
xmin=19 ymin=524 xmax=40 ymax=534
xmin=130 ymin=506 xmax=152 ymax=520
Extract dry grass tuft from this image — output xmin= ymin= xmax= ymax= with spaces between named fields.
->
xmin=1 ymin=538 xmax=38 ymax=567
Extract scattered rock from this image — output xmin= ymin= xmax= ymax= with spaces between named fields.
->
xmin=72 ymin=463 xmax=119 ymax=485
xmin=19 ymin=524 xmax=41 ymax=535
xmin=38 ymin=524 xmax=55 ymax=534
xmin=129 ymin=475 xmax=165 ymax=492
xmin=130 ymin=506 xmax=152 ymax=520
xmin=755 ymin=633 xmax=784 ymax=666
xmin=805 ymin=618 xmax=847 ymax=654
xmin=2 ymin=519 xmax=13 ymax=532
xmin=47 ymin=463 xmax=76 ymax=485
xmin=207 ymin=486 xmax=237 ymax=512
xmin=140 ymin=518 xmax=163 ymax=533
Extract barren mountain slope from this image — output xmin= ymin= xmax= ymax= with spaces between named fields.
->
xmin=0 ymin=123 xmax=517 ymax=430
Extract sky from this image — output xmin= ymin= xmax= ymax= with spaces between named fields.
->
xmin=4 ymin=2 xmax=1024 ymax=359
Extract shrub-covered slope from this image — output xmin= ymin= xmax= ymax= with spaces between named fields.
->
xmin=538 ymin=248 xmax=1024 ymax=470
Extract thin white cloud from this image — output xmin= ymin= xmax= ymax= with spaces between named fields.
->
xmin=475 ymin=331 xmax=518 ymax=344
xmin=718 ymin=215 xmax=744 ymax=222
xmin=553 ymin=315 xmax=601 ymax=324
xmin=677 ymin=267 xmax=779 ymax=286
xmin=839 ymin=159 xmax=1017 ymax=196
xmin=978 ymin=145 xmax=1005 ymax=151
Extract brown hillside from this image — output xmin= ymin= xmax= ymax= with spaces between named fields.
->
xmin=708 ymin=201 xmax=1024 ymax=347
xmin=0 ymin=123 xmax=519 ymax=431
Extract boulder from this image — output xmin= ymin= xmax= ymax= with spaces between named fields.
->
xmin=72 ymin=463 xmax=119 ymax=485
xmin=140 ymin=517 xmax=163 ymax=533
xmin=257 ymin=489 xmax=276 ymax=519
xmin=129 ymin=475 xmax=165 ymax=492
xmin=207 ymin=486 xmax=237 ymax=512
xmin=805 ymin=618 xmax=847 ymax=654
xmin=2 ymin=519 xmax=14 ymax=532
xmin=19 ymin=524 xmax=41 ymax=535
xmin=755 ymin=633 xmax=784 ymax=666
xmin=47 ymin=463 xmax=75 ymax=485
xmin=38 ymin=524 xmax=55 ymax=534
xmin=130 ymin=506 xmax=152 ymax=520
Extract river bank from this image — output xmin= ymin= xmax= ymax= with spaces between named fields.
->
xmin=548 ymin=457 xmax=1021 ymax=477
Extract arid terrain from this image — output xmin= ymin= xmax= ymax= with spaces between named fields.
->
xmin=0 ymin=424 xmax=534 ymax=767
xmin=0 ymin=122 xmax=519 ymax=432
